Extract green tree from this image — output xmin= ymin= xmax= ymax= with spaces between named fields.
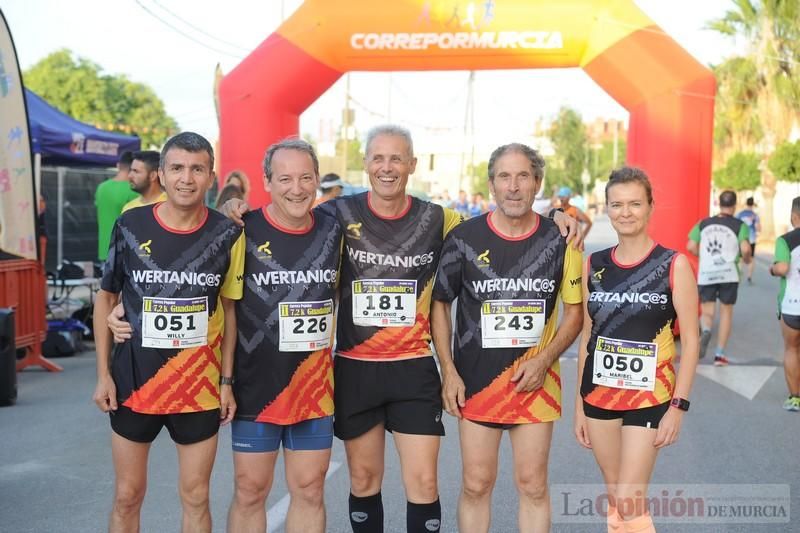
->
xmin=709 ymin=0 xmax=800 ymax=238
xmin=23 ymin=49 xmax=178 ymax=147
xmin=713 ymin=152 xmax=762 ymax=190
xmin=768 ymin=140 xmax=800 ymax=183
xmin=548 ymin=106 xmax=588 ymax=193
xmin=590 ymin=138 xmax=627 ymax=182
xmin=712 ymin=57 xmax=762 ymax=159
xmin=336 ymin=135 xmax=364 ymax=172
xmin=469 ymin=160 xmax=489 ymax=198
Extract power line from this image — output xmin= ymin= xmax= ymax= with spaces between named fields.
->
xmin=150 ymin=0 xmax=252 ymax=53
xmin=133 ymin=0 xmax=243 ymax=59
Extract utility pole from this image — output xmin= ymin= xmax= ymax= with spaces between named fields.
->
xmin=459 ymin=71 xmax=475 ymax=192
xmin=387 ymin=73 xmax=392 ymax=122
xmin=343 ymin=73 xmax=351 ymax=179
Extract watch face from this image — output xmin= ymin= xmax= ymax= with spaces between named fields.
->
xmin=672 ymin=398 xmax=689 ymax=411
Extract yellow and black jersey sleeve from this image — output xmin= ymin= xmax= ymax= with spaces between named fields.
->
xmin=221 ymin=233 xmax=246 ymax=300
xmin=442 ymin=207 xmax=463 ymax=238
xmin=560 ymin=244 xmax=583 ymax=305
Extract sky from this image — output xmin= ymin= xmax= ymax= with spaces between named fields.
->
xmin=1 ymin=0 xmax=742 ymax=147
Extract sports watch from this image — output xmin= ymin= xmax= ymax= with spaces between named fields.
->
xmin=670 ymin=397 xmax=690 ymax=412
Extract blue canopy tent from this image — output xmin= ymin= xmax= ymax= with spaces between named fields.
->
xmin=25 ymin=89 xmax=141 ymax=269
xmin=25 ymin=88 xmax=140 ymax=166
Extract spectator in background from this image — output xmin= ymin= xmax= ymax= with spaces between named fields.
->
xmin=559 ymin=186 xmax=593 ymax=238
xmin=454 ymin=189 xmax=470 ymax=218
xmin=737 ymin=197 xmax=762 ymax=284
xmin=215 ymin=183 xmax=245 ymax=210
xmin=441 ymin=190 xmax=454 ymax=209
xmin=95 ymin=151 xmax=138 ymax=261
xmin=469 ymin=192 xmax=487 ymax=218
xmin=314 ymin=172 xmax=345 ymax=206
xmin=220 ymin=170 xmax=250 ymax=203
xmin=121 ymin=151 xmax=165 ymax=213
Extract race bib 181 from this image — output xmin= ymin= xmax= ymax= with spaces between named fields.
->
xmin=278 ymin=299 xmax=334 ymax=352
xmin=352 ymin=279 xmax=416 ymax=327
xmin=592 ymin=336 xmax=657 ymax=391
xmin=480 ymin=299 xmax=545 ymax=348
xmin=141 ymin=296 xmax=208 ymax=349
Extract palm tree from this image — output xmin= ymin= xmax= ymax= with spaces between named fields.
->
xmin=709 ymin=0 xmax=800 ymax=239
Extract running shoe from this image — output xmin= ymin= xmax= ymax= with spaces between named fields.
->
xmin=783 ymin=396 xmax=800 ymax=412
xmin=699 ymin=329 xmax=712 ymax=359
xmin=713 ymin=354 xmax=729 ymax=366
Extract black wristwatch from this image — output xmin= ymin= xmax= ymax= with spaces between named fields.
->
xmin=220 ymin=376 xmax=235 ymax=386
xmin=548 ymin=207 xmax=564 ymax=219
xmin=670 ymin=397 xmax=690 ymax=412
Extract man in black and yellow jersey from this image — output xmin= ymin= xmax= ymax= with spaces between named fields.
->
xmin=320 ymin=124 xmax=460 ymax=533
xmin=431 ymin=143 xmax=583 ymax=533
xmin=226 ymin=139 xmax=342 ymax=533
xmin=93 ymin=132 xmax=244 ymax=533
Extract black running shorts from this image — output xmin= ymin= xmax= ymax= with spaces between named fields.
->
xmin=582 ymin=401 xmax=670 ymax=429
xmin=698 ymin=282 xmax=739 ymax=305
xmin=110 ymin=405 xmax=220 ymax=445
xmin=782 ymin=313 xmax=800 ymax=331
xmin=333 ymin=355 xmax=445 ymax=440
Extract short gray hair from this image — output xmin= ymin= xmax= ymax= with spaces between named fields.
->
xmin=262 ymin=139 xmax=320 ymax=182
xmin=487 ymin=143 xmax=545 ymax=181
xmin=365 ymin=124 xmax=414 ymax=158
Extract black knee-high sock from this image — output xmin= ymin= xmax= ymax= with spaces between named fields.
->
xmin=349 ymin=492 xmax=384 ymax=533
xmin=407 ymin=498 xmax=441 ymax=532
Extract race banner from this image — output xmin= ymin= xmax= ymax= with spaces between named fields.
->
xmin=0 ymin=8 xmax=36 ymax=260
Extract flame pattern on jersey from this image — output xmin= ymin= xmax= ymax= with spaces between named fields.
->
xmin=102 ymin=204 xmax=243 ymax=414
xmin=581 ymin=244 xmax=679 ymax=410
xmin=433 ymin=214 xmax=583 ymax=424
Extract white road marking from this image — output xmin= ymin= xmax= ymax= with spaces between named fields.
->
xmin=266 ymin=460 xmax=342 ymax=532
xmin=696 ymin=365 xmax=776 ymax=400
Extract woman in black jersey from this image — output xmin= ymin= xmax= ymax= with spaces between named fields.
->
xmin=574 ymin=167 xmax=700 ymax=533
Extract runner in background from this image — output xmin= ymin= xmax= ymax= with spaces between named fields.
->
xmin=558 ymin=186 xmax=593 ymax=238
xmin=736 ymin=197 xmax=761 ymax=284
xmin=769 ymin=196 xmax=800 ymax=412
xmin=687 ymin=190 xmax=751 ymax=364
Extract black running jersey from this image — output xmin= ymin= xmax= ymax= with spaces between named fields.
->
xmin=433 ymin=213 xmax=582 ymax=424
xmin=101 ymin=203 xmax=244 ymax=414
xmin=233 ymin=207 xmax=341 ymax=424
xmin=581 ymin=244 xmax=678 ymax=410
xmin=328 ymin=192 xmax=461 ymax=361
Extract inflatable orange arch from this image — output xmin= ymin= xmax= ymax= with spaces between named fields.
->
xmin=219 ymin=0 xmax=715 ymax=251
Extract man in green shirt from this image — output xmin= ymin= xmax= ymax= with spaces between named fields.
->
xmin=95 ymin=151 xmax=139 ymax=261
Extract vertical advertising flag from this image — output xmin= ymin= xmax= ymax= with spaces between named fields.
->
xmin=0 ymin=8 xmax=36 ymax=260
